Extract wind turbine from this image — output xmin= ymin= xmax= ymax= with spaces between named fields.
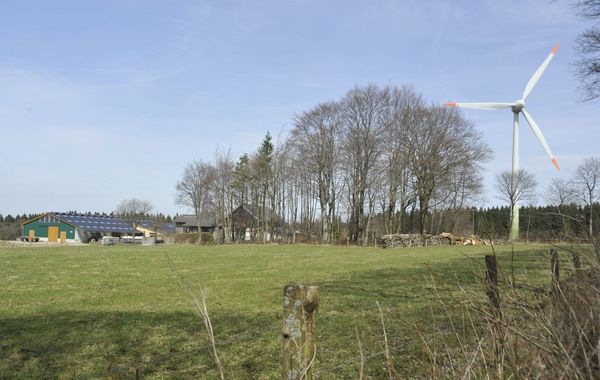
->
xmin=445 ymin=43 xmax=560 ymax=241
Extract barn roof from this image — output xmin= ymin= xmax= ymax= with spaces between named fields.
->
xmin=23 ymin=212 xmax=174 ymax=234
xmin=51 ymin=212 xmax=136 ymax=233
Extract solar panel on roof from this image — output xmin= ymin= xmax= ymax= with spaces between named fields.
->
xmin=51 ymin=213 xmax=135 ymax=233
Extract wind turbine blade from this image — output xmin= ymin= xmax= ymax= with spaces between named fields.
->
xmin=444 ymin=102 xmax=514 ymax=110
xmin=522 ymin=43 xmax=560 ymax=100
xmin=521 ymin=109 xmax=560 ymax=171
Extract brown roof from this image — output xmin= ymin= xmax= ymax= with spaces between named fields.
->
xmin=174 ymin=214 xmax=216 ymax=228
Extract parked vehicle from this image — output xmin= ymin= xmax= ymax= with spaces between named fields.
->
xmin=100 ymin=236 xmax=120 ymax=246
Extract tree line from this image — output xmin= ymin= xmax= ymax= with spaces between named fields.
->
xmin=175 ymin=83 xmax=600 ymax=244
xmin=176 ymin=84 xmax=492 ymax=244
xmin=473 ymin=203 xmax=600 ymax=241
xmin=493 ymin=157 xmax=600 ymax=241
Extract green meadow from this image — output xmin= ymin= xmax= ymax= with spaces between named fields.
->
xmin=0 ymin=243 xmax=575 ymax=379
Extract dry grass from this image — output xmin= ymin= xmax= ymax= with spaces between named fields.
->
xmin=414 ymin=245 xmax=600 ymax=379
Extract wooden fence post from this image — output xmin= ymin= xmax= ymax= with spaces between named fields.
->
xmin=550 ymin=249 xmax=559 ymax=285
xmin=485 ymin=255 xmax=500 ymax=312
xmin=282 ymin=285 xmax=320 ymax=380
xmin=571 ymin=252 xmax=581 ymax=271
xmin=485 ymin=255 xmax=503 ymax=372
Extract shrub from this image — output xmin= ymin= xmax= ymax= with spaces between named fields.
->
xmin=173 ymin=233 xmax=214 ymax=245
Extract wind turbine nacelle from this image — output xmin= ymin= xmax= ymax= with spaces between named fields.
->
xmin=511 ymin=99 xmax=525 ymax=113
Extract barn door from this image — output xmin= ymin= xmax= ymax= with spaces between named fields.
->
xmin=48 ymin=226 xmax=59 ymax=242
xmin=60 ymin=231 xmax=67 ymax=243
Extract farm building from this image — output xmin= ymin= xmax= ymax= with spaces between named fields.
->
xmin=174 ymin=215 xmax=217 ymax=233
xmin=137 ymin=220 xmax=176 ymax=238
xmin=231 ymin=205 xmax=281 ymax=241
xmin=21 ymin=212 xmax=174 ymax=243
xmin=173 ymin=207 xmax=282 ymax=241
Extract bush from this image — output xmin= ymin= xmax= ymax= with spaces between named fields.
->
xmin=173 ymin=233 xmax=214 ymax=245
xmin=0 ymin=222 xmax=21 ymax=240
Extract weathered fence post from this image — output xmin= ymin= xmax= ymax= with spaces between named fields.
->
xmin=550 ymin=249 xmax=559 ymax=285
xmin=485 ymin=255 xmax=503 ymax=374
xmin=485 ymin=255 xmax=500 ymax=312
xmin=571 ymin=252 xmax=581 ymax=271
xmin=282 ymin=285 xmax=320 ymax=380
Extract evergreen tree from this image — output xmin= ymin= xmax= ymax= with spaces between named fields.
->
xmin=233 ymin=153 xmax=251 ymax=207
xmin=256 ymin=132 xmax=274 ymax=240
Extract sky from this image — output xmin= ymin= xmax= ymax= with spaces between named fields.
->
xmin=1 ymin=0 xmax=599 ymax=216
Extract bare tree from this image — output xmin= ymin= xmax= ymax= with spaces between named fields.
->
xmin=574 ymin=156 xmax=600 ymax=237
xmin=406 ymin=106 xmax=491 ymax=234
xmin=291 ymin=101 xmax=341 ymax=242
xmin=115 ymin=198 xmax=153 ymax=236
xmin=547 ymin=178 xmax=575 ymax=206
xmin=575 ymin=0 xmax=600 ymax=100
xmin=213 ymin=150 xmax=235 ymax=243
xmin=494 ymin=169 xmax=537 ymax=237
xmin=546 ymin=178 xmax=576 ymax=239
xmin=270 ymin=135 xmax=294 ymax=242
xmin=340 ymin=85 xmax=386 ymax=243
xmin=380 ymin=85 xmax=421 ymax=234
xmin=175 ymin=160 xmax=216 ymax=244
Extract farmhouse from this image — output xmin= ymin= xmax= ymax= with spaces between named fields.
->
xmin=174 ymin=215 xmax=217 ymax=233
xmin=173 ymin=207 xmax=282 ymax=241
xmin=231 ymin=205 xmax=281 ymax=241
xmin=21 ymin=212 xmax=175 ymax=243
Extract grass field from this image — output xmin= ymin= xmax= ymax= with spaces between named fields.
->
xmin=0 ymin=243 xmax=578 ymax=379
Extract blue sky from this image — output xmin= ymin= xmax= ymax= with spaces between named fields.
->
xmin=1 ymin=0 xmax=598 ymax=216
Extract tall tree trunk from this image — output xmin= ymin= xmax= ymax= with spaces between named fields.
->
xmin=195 ymin=213 xmax=203 ymax=245
xmin=321 ymin=203 xmax=329 ymax=243
xmin=419 ymin=195 xmax=429 ymax=235
xmin=589 ymin=190 xmax=594 ymax=238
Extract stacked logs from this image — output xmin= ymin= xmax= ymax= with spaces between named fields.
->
xmin=379 ymin=233 xmax=499 ymax=248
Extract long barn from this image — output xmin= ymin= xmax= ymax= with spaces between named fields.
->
xmin=22 ymin=212 xmax=139 ymax=243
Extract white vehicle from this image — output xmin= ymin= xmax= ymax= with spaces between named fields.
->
xmin=100 ymin=236 xmax=120 ymax=246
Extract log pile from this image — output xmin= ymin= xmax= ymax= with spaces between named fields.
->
xmin=379 ymin=233 xmax=498 ymax=248
xmin=379 ymin=233 xmax=455 ymax=248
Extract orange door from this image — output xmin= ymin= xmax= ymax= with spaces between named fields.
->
xmin=48 ymin=226 xmax=59 ymax=242
xmin=60 ymin=231 xmax=67 ymax=243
